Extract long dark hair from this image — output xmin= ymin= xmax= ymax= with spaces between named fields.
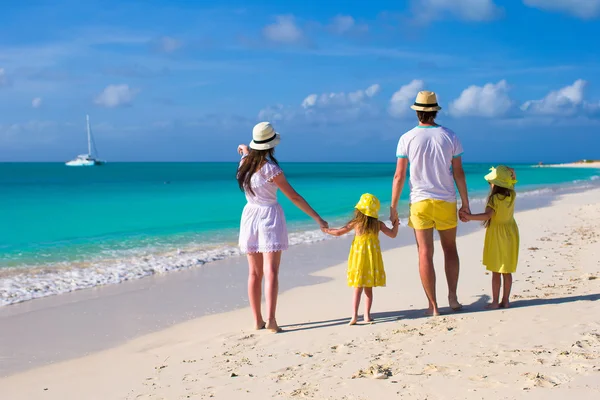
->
xmin=237 ymin=148 xmax=279 ymax=195
xmin=349 ymin=209 xmax=379 ymax=235
xmin=484 ymin=184 xmax=513 ymax=228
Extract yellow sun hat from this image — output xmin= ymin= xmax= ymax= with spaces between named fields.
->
xmin=484 ymin=166 xmax=517 ymax=190
xmin=355 ymin=193 xmax=380 ymax=219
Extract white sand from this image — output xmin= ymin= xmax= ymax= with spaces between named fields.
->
xmin=1 ymin=189 xmax=599 ymax=399
xmin=541 ymin=162 xmax=600 ymax=168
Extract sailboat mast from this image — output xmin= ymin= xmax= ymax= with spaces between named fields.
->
xmin=86 ymin=114 xmax=92 ymax=156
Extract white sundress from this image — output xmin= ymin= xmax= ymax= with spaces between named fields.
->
xmin=238 ymin=161 xmax=289 ymax=254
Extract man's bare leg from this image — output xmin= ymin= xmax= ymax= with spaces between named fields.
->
xmin=414 ymin=228 xmax=439 ymax=316
xmin=438 ymin=227 xmax=462 ymax=311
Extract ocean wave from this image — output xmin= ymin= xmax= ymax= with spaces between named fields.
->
xmin=1 ymin=175 xmax=599 ymax=307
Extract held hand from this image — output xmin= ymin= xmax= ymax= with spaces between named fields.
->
xmin=390 ymin=207 xmax=399 ymax=224
xmin=459 ymin=206 xmax=471 ymax=223
xmin=318 ymin=218 xmax=329 ymax=230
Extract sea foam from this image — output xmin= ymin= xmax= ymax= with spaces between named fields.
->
xmin=1 ymin=177 xmax=598 ymax=307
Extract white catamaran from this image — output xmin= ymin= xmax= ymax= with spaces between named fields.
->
xmin=66 ymin=115 xmax=105 ymax=166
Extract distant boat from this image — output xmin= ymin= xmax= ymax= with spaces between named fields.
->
xmin=66 ymin=115 xmax=105 ymax=167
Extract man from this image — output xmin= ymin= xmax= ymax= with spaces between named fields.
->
xmin=390 ymin=91 xmax=469 ymax=316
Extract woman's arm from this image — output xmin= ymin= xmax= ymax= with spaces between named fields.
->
xmin=323 ymin=224 xmax=354 ymax=237
xmin=273 ymin=173 xmax=328 ymax=229
xmin=380 ymin=220 xmax=399 ymax=239
xmin=464 ymin=206 xmax=495 ymax=222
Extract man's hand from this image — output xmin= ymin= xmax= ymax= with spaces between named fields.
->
xmin=459 ymin=205 xmax=470 ymax=223
xmin=390 ymin=207 xmax=399 ymax=224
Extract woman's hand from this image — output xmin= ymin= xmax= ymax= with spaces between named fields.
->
xmin=317 ymin=218 xmax=329 ymax=230
xmin=237 ymin=144 xmax=249 ymax=156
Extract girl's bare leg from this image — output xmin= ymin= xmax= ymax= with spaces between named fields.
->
xmin=486 ymin=272 xmax=501 ymax=309
xmin=350 ymin=288 xmax=363 ymax=325
xmin=500 ymin=273 xmax=513 ymax=308
xmin=263 ymin=251 xmax=282 ymax=332
xmin=364 ymin=287 xmax=374 ymax=322
xmin=247 ymin=253 xmax=265 ymax=329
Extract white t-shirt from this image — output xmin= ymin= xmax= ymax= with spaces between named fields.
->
xmin=396 ymin=125 xmax=464 ymax=204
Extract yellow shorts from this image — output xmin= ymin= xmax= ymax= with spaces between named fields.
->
xmin=409 ymin=200 xmax=457 ymax=231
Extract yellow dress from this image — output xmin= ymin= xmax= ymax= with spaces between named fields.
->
xmin=347 ymin=232 xmax=386 ymax=287
xmin=483 ymin=192 xmax=520 ymax=274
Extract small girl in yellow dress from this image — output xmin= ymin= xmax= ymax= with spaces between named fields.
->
xmin=463 ymin=166 xmax=519 ymax=309
xmin=322 ymin=193 xmax=399 ymax=325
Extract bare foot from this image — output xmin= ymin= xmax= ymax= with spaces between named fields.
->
xmin=364 ymin=314 xmax=374 ymax=323
xmin=266 ymin=319 xmax=283 ymax=333
xmin=254 ymin=321 xmax=266 ymax=330
xmin=424 ymin=308 xmax=441 ymax=317
xmin=485 ymin=303 xmax=500 ymax=310
xmin=449 ymin=296 xmax=463 ymax=311
xmin=348 ymin=316 xmax=358 ymax=326
xmin=500 ymin=301 xmax=510 ymax=308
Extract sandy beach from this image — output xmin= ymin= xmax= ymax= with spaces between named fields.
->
xmin=541 ymin=162 xmax=600 ymax=168
xmin=1 ymin=188 xmax=599 ymax=399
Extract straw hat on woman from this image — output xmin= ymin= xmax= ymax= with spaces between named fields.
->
xmin=237 ymin=122 xmax=328 ymax=332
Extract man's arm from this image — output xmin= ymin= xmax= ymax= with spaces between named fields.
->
xmin=391 ymin=158 xmax=408 ymax=221
xmin=452 ymin=156 xmax=470 ymax=219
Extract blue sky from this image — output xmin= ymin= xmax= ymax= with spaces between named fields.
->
xmin=0 ymin=0 xmax=599 ymax=162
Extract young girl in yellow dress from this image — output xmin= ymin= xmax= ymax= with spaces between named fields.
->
xmin=322 ymin=193 xmax=399 ymax=325
xmin=463 ymin=166 xmax=519 ymax=309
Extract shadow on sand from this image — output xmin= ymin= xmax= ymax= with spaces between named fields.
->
xmin=280 ymin=293 xmax=600 ymax=333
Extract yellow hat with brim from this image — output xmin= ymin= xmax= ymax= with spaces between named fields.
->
xmin=485 ymin=166 xmax=517 ymax=190
xmin=355 ymin=193 xmax=380 ymax=219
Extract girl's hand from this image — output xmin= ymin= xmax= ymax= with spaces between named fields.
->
xmin=237 ymin=144 xmax=249 ymax=156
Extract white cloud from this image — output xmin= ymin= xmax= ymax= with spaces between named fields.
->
xmin=365 ymin=84 xmax=381 ymax=97
xmin=262 ymin=15 xmax=304 ymax=44
xmin=412 ymin=0 xmax=503 ymax=22
xmin=156 ymin=36 xmax=183 ymax=53
xmin=328 ymin=15 xmax=368 ymax=35
xmin=523 ymin=0 xmax=600 ymax=19
xmin=388 ymin=80 xmax=425 ymax=118
xmin=94 ymin=84 xmax=139 ymax=108
xmin=301 ymin=83 xmax=381 ymax=109
xmin=301 ymin=94 xmax=318 ymax=109
xmin=260 ymin=84 xmax=381 ymax=124
xmin=521 ymin=79 xmax=587 ymax=116
xmin=257 ymin=104 xmax=295 ymax=122
xmin=449 ymin=80 xmax=512 ymax=118
xmin=32 ymin=97 xmax=43 ymax=108
xmin=0 ymin=68 xmax=8 ymax=86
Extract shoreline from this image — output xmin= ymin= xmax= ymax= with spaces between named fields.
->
xmin=539 ymin=161 xmax=600 ymax=168
xmin=1 ymin=188 xmax=599 ymax=398
xmin=2 ymin=175 xmax=599 ymax=307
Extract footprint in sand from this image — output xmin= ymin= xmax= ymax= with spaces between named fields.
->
xmin=522 ymin=372 xmax=571 ymax=389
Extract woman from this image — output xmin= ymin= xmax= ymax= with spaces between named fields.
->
xmin=237 ymin=122 xmax=328 ymax=333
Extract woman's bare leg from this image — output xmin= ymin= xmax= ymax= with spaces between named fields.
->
xmin=350 ymin=287 xmax=363 ymax=325
xmin=363 ymin=287 xmax=374 ymax=322
xmin=247 ymin=253 xmax=265 ymax=329
xmin=501 ymin=273 xmax=513 ymax=308
xmin=263 ymin=251 xmax=282 ymax=332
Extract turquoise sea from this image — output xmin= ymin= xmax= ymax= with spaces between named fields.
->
xmin=0 ymin=162 xmax=598 ymax=305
